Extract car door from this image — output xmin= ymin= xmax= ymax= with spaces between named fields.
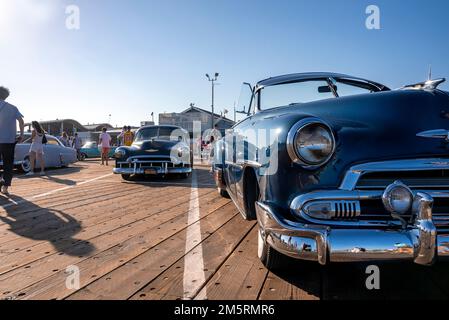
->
xmin=44 ymin=137 xmax=64 ymax=168
xmin=225 ymin=83 xmax=254 ymax=204
xmin=57 ymin=137 xmax=77 ymax=165
xmin=89 ymin=142 xmax=99 ymax=157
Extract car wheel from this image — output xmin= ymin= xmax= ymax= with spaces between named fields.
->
xmin=21 ymin=156 xmax=31 ymax=173
xmin=258 ymin=228 xmax=285 ymax=271
xmin=79 ymin=153 xmax=87 ymax=161
xmin=121 ymin=174 xmax=132 ymax=181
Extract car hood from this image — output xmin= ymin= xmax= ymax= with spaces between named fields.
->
xmin=254 ymin=89 xmax=449 ymax=191
xmin=130 ymin=139 xmax=184 ymax=156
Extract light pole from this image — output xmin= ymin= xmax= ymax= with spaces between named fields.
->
xmin=206 ymin=73 xmax=219 ymax=130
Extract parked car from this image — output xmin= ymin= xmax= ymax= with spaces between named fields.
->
xmin=0 ymin=133 xmax=78 ymax=173
xmin=80 ymin=141 xmax=117 ymax=160
xmin=214 ymin=72 xmax=449 ymax=270
xmin=113 ymin=125 xmax=193 ymax=180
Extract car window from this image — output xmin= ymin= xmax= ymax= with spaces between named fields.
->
xmin=47 ymin=137 xmax=61 ymax=146
xmin=22 ymin=136 xmax=32 ymax=144
xmin=158 ymin=127 xmax=181 ymax=141
xmin=335 ymin=81 xmax=373 ymax=97
xmin=135 ymin=128 xmax=159 ymax=141
xmin=259 ymin=80 xmax=334 ymax=110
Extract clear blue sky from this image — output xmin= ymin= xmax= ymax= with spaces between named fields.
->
xmin=1 ymin=0 xmax=449 ymax=127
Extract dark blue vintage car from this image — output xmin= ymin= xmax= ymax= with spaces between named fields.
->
xmin=214 ymin=72 xmax=449 ymax=270
xmin=113 ymin=125 xmax=193 ymax=180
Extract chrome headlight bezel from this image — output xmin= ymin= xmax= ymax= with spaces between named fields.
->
xmin=114 ymin=148 xmax=126 ymax=159
xmin=382 ymin=180 xmax=414 ymax=215
xmin=287 ymin=118 xmax=336 ymax=169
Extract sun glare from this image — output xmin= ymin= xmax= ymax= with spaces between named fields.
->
xmin=0 ymin=0 xmax=57 ymax=41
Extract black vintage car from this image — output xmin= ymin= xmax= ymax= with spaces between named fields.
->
xmin=214 ymin=72 xmax=449 ymax=270
xmin=113 ymin=125 xmax=193 ymax=180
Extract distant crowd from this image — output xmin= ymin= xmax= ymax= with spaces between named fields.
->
xmin=0 ymin=85 xmax=142 ymax=195
xmin=97 ymin=126 xmax=135 ymax=166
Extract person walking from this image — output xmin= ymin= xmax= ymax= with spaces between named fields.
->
xmin=72 ymin=133 xmax=83 ymax=160
xmin=123 ymin=126 xmax=134 ymax=147
xmin=99 ymin=127 xmax=112 ymax=166
xmin=0 ymin=87 xmax=25 ymax=195
xmin=26 ymin=121 xmax=46 ymax=176
xmin=117 ymin=126 xmax=127 ymax=146
xmin=60 ymin=132 xmax=69 ymax=147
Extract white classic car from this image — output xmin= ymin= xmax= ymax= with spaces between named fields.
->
xmin=0 ymin=133 xmax=78 ymax=173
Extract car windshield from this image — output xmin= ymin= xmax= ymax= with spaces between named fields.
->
xmin=135 ymin=127 xmax=183 ymax=142
xmin=259 ymin=79 xmax=374 ymax=110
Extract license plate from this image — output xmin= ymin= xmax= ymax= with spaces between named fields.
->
xmin=145 ymin=169 xmax=157 ymax=175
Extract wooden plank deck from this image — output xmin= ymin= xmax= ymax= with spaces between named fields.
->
xmin=1 ymin=161 xmax=449 ymax=300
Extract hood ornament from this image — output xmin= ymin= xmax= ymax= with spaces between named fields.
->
xmin=417 ymin=129 xmax=449 ymax=142
xmin=402 ymin=78 xmax=446 ymax=91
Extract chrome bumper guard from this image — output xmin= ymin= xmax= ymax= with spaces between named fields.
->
xmin=256 ymin=191 xmax=446 ymax=265
xmin=114 ymin=156 xmax=191 ymax=175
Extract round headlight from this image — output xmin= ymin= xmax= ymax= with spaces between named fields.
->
xmin=114 ymin=149 xmax=126 ymax=159
xmin=382 ymin=181 xmax=413 ymax=215
xmin=287 ymin=118 xmax=335 ymax=168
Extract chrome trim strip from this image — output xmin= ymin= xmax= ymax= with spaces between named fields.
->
xmin=417 ymin=129 xmax=449 ymax=142
xmin=0 ymin=161 xmax=23 ymax=166
xmin=340 ymin=158 xmax=449 ymax=191
xmin=236 ymin=160 xmax=262 ymax=168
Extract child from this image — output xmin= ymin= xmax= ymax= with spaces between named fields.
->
xmin=99 ymin=127 xmax=112 ymax=166
xmin=26 ymin=121 xmax=46 ymax=176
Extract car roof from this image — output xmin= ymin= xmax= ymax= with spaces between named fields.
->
xmin=24 ymin=132 xmax=58 ymax=139
xmin=257 ymin=72 xmax=389 ymax=91
xmin=139 ymin=125 xmax=188 ymax=132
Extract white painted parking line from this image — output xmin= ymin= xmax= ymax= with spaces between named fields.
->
xmin=0 ymin=173 xmax=113 ymax=210
xmin=183 ymin=171 xmax=207 ymax=300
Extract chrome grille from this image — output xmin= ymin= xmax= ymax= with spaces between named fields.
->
xmin=116 ymin=156 xmax=185 ymax=170
xmin=356 ymin=170 xmax=449 ymax=190
xmin=355 ymin=170 xmax=449 ymax=229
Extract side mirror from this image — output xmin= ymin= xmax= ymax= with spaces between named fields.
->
xmin=318 ymin=85 xmax=337 ymax=93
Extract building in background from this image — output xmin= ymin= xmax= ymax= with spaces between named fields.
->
xmin=83 ymin=123 xmax=115 ymax=132
xmin=159 ymin=105 xmax=235 ymax=136
xmin=140 ymin=121 xmax=155 ymax=127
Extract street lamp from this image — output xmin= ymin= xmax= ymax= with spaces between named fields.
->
xmin=206 ymin=73 xmax=219 ymax=129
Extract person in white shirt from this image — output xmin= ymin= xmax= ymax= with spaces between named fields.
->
xmin=0 ymin=86 xmax=24 ymax=195
xmin=72 ymin=133 xmax=83 ymax=160
xmin=99 ymin=127 xmax=112 ymax=166
xmin=60 ymin=132 xmax=69 ymax=147
xmin=26 ymin=121 xmax=46 ymax=176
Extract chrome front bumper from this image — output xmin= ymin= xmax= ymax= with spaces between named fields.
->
xmin=113 ymin=167 xmax=192 ymax=175
xmin=256 ymin=191 xmax=447 ymax=265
